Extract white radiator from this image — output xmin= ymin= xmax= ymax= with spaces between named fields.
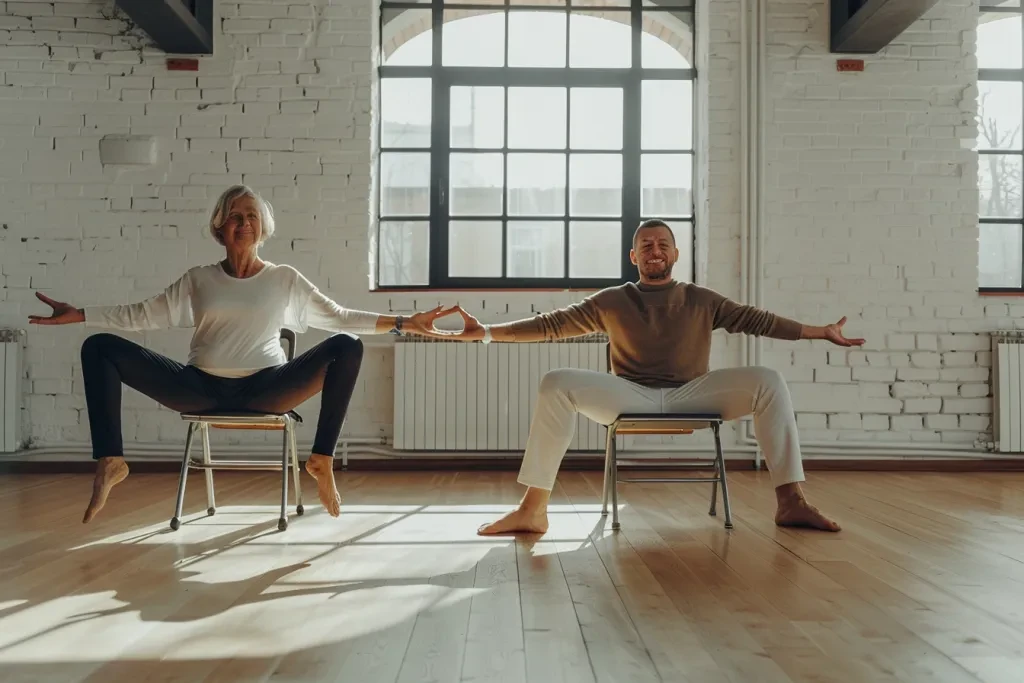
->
xmin=994 ymin=333 xmax=1024 ymax=453
xmin=1 ymin=330 xmax=25 ymax=453
xmin=393 ymin=340 xmax=607 ymax=452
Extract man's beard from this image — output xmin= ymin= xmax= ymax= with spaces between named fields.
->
xmin=644 ymin=264 xmax=672 ymax=281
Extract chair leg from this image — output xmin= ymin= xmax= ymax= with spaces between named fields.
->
xmin=601 ymin=426 xmax=614 ymax=517
xmin=609 ymin=425 xmax=620 ymax=531
xmin=289 ymin=420 xmax=303 ymax=515
xmin=201 ymin=423 xmax=215 ymax=516
xmin=709 ymin=455 xmax=719 ymax=517
xmin=712 ymin=423 xmax=733 ymax=529
xmin=171 ymin=424 xmax=195 ymax=531
xmin=278 ymin=422 xmax=290 ymax=532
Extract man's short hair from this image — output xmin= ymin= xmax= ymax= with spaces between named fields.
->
xmin=632 ymin=219 xmax=676 ymax=248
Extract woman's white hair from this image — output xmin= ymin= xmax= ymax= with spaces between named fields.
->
xmin=208 ymin=185 xmax=276 ymax=245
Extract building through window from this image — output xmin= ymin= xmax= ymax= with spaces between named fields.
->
xmin=979 ymin=2 xmax=1024 ymax=291
xmin=375 ymin=0 xmax=696 ymax=289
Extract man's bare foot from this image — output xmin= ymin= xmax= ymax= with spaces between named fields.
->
xmin=83 ymin=456 xmax=129 ymax=524
xmin=477 ymin=507 xmax=549 ymax=535
xmin=774 ymin=499 xmax=841 ymax=532
xmin=304 ymin=454 xmax=341 ymax=517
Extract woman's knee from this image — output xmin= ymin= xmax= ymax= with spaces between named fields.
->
xmin=80 ymin=332 xmax=122 ymax=361
xmin=323 ymin=333 xmax=364 ymax=366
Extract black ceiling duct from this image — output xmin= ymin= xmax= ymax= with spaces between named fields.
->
xmin=115 ymin=0 xmax=214 ymax=55
xmin=830 ymin=0 xmax=941 ymax=54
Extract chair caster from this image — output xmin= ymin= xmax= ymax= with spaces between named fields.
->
xmin=170 ymin=517 xmax=180 ymax=531
xmin=725 ymin=522 xmax=734 ymax=530
xmin=296 ymin=504 xmax=304 ymax=516
xmin=709 ymin=510 xmax=717 ymax=517
xmin=278 ymin=518 xmax=288 ymax=532
xmin=207 ymin=507 xmax=216 ymax=516
xmin=611 ymin=522 xmax=621 ymax=531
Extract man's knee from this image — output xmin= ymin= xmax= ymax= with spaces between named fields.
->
xmin=746 ymin=365 xmax=787 ymax=390
xmin=539 ymin=368 xmax=595 ymax=396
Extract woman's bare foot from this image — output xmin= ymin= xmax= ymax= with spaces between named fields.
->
xmin=304 ymin=454 xmax=341 ymax=517
xmin=83 ymin=456 xmax=129 ymax=524
xmin=477 ymin=506 xmax=549 ymax=536
xmin=774 ymin=499 xmax=841 ymax=532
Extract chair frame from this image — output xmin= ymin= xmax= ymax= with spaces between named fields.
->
xmin=170 ymin=329 xmax=304 ymax=532
xmin=600 ymin=414 xmax=732 ymax=530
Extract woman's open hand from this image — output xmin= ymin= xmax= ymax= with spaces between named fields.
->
xmin=28 ymin=292 xmax=85 ymax=325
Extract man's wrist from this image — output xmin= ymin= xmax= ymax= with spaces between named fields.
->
xmin=800 ymin=324 xmax=825 ymax=340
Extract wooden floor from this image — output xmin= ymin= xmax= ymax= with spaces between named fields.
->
xmin=0 ymin=469 xmax=1022 ymax=683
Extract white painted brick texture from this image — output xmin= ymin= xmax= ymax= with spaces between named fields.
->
xmin=0 ymin=0 xmax=1002 ymax=453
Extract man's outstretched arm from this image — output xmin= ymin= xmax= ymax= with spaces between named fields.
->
xmin=438 ymin=298 xmax=604 ymax=343
xmin=711 ymin=294 xmax=865 ymax=347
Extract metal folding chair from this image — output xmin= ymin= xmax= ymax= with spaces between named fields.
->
xmin=598 ymin=343 xmax=733 ymax=531
xmin=170 ymin=329 xmax=304 ymax=532
xmin=600 ymin=414 xmax=732 ymax=530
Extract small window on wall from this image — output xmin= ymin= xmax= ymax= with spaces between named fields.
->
xmin=979 ymin=2 xmax=1024 ymax=291
xmin=375 ymin=0 xmax=697 ymax=290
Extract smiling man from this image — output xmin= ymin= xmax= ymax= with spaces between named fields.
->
xmin=434 ymin=219 xmax=865 ymax=535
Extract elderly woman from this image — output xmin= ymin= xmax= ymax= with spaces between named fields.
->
xmin=30 ymin=185 xmax=450 ymax=523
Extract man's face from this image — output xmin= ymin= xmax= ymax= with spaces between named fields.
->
xmin=629 ymin=225 xmax=678 ymax=282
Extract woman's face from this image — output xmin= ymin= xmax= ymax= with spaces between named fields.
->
xmin=219 ymin=195 xmax=262 ymax=251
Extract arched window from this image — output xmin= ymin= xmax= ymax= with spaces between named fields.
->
xmin=978 ymin=2 xmax=1024 ymax=291
xmin=375 ymin=0 xmax=695 ymax=289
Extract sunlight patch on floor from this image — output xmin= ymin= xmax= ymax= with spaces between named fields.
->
xmin=2 ymin=504 xmax=615 ymax=664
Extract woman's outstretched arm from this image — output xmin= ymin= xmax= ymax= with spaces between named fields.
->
xmin=29 ymin=274 xmax=193 ymax=331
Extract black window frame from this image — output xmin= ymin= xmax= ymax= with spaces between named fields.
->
xmin=979 ymin=3 xmax=1024 ymax=293
xmin=375 ymin=0 xmax=698 ymax=291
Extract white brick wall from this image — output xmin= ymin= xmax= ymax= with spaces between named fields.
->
xmin=0 ymin=0 xmax=1005 ymax=454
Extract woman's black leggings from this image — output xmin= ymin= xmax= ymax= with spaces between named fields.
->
xmin=80 ymin=332 xmax=364 ymax=460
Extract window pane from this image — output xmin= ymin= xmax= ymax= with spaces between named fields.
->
xmin=570 ymin=88 xmax=623 ymax=150
xmin=443 ymin=10 xmax=505 ymax=67
xmin=978 ymin=13 xmax=1022 ymax=69
xmin=382 ymin=9 xmax=431 ymax=67
xmin=641 ymin=154 xmax=692 ymax=217
xmin=569 ymin=221 xmax=621 ymax=278
xmin=642 ymin=11 xmax=694 ymax=69
xmin=570 ymin=154 xmax=621 ymax=216
xmin=449 ymin=221 xmax=503 ymax=277
xmin=378 ymin=221 xmax=429 ymax=286
xmin=450 ymin=153 xmax=503 ymax=216
xmin=508 ymin=87 xmax=567 ymax=149
xmin=451 ymin=86 xmax=505 ymax=149
xmin=380 ymin=79 xmax=431 ymax=148
xmin=509 ymin=11 xmax=566 ymax=68
xmin=508 ymin=154 xmax=566 ymax=216
xmin=381 ymin=152 xmax=430 ymax=216
xmin=979 ymin=223 xmax=1023 ymax=288
xmin=979 ymin=153 xmax=1023 ymax=218
xmin=569 ymin=11 xmax=630 ymax=69
xmin=508 ymin=221 xmax=565 ymax=278
xmin=572 ymin=0 xmax=630 ymax=6
xmin=978 ymin=81 xmax=1023 ymax=151
xmin=642 ymin=80 xmax=692 ymax=150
